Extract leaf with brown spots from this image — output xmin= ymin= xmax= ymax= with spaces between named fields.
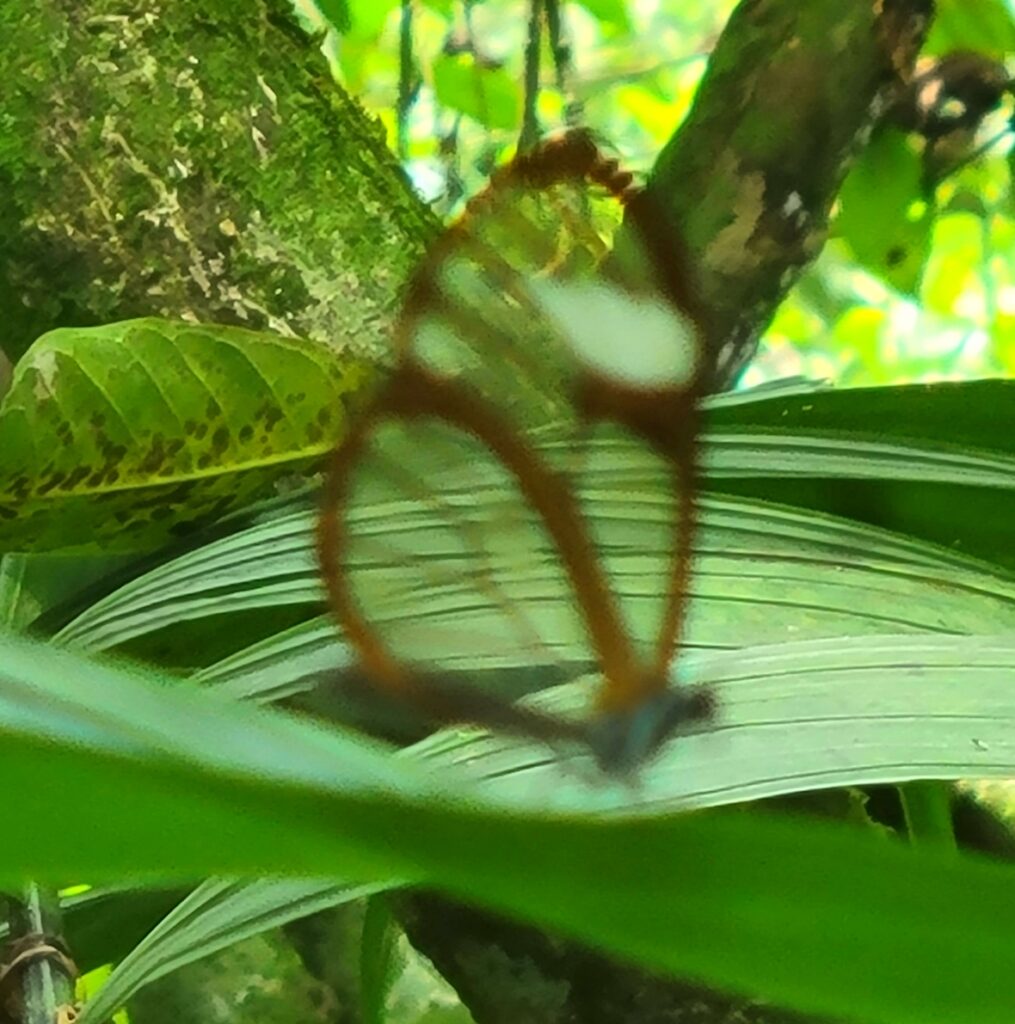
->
xmin=0 ymin=319 xmax=379 ymax=552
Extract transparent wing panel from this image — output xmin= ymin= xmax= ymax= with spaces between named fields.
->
xmin=319 ymin=132 xmax=705 ymax=754
xmin=334 ymin=414 xmax=596 ymax=711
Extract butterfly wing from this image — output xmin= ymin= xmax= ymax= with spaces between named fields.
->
xmin=318 ymin=132 xmax=709 ymax=766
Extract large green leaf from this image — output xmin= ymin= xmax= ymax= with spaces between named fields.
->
xmin=410 ymin=635 xmax=1015 ymax=813
xmin=707 ymin=378 xmax=1015 ymax=453
xmin=49 ymin=482 xmax=1015 ymax=669
xmin=24 ymin=376 xmax=1015 ymax=700
xmin=193 ymin=501 xmax=1015 ymax=733
xmin=49 ymin=506 xmax=324 ymax=657
xmin=41 ymin=376 xmax=1014 ymax=637
xmin=3 ymin=633 xmax=1015 ymax=1024
xmin=0 ymin=319 xmax=378 ymax=552
xmin=706 ymin=377 xmax=1015 ymax=568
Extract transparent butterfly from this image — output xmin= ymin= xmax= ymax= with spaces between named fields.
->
xmin=318 ymin=130 xmax=714 ymax=776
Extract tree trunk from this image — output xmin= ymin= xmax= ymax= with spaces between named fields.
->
xmin=0 ymin=0 xmax=437 ymax=365
xmin=641 ymin=0 xmax=932 ymax=389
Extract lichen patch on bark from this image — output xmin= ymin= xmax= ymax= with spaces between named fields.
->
xmin=704 ymin=166 xmax=767 ymax=276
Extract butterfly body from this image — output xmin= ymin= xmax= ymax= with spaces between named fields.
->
xmin=318 ymin=131 xmax=715 ymax=775
xmin=588 ymin=684 xmax=716 ymax=776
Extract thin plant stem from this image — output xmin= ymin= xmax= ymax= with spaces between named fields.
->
xmin=520 ymin=0 xmax=544 ymax=151
xmin=5 ymin=885 xmax=76 ymax=1024
xmin=546 ymin=0 xmax=581 ymax=127
xmin=397 ymin=0 xmax=415 ymax=162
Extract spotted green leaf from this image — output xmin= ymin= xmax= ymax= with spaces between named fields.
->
xmin=0 ymin=319 xmax=378 ymax=552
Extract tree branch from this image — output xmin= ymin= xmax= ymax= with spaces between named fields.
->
xmin=642 ymin=0 xmax=933 ymax=389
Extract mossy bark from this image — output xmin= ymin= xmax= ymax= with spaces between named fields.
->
xmin=399 ymin=891 xmax=831 ymax=1024
xmin=0 ymin=0 xmax=437 ymax=365
xmin=127 ymin=930 xmax=339 ymax=1024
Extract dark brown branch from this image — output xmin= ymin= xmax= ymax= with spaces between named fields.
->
xmin=639 ymin=0 xmax=933 ymax=390
xmin=398 ymin=892 xmax=831 ymax=1024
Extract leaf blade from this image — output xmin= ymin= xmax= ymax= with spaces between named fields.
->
xmin=0 ymin=319 xmax=377 ymax=552
xmin=3 ymin=633 xmax=1015 ymax=1024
